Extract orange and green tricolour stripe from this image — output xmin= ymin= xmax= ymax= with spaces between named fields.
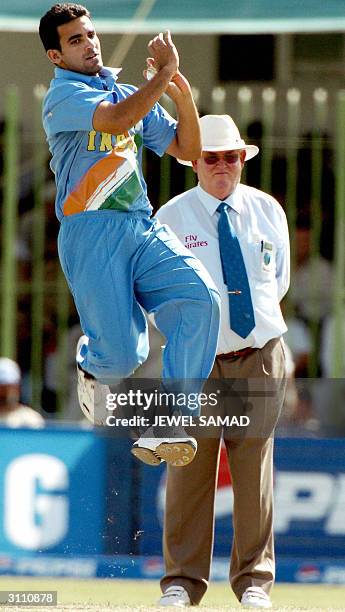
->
xmin=63 ymin=146 xmax=143 ymax=216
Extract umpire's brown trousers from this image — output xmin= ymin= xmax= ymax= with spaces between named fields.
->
xmin=160 ymin=337 xmax=286 ymax=604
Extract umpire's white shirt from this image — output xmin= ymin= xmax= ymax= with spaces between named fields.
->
xmin=155 ymin=183 xmax=290 ymax=355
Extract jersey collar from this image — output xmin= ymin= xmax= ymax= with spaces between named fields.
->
xmin=54 ymin=65 xmax=122 ymax=87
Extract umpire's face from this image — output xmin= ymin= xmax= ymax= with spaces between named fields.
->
xmin=47 ymin=16 xmax=103 ymax=76
xmin=192 ymin=149 xmax=246 ymax=201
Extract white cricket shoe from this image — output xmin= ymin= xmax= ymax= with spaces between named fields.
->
xmin=76 ymin=336 xmax=110 ymax=425
xmin=241 ymin=586 xmax=272 ymax=608
xmin=158 ymin=586 xmax=191 ymax=607
xmin=131 ymin=426 xmax=197 ymax=467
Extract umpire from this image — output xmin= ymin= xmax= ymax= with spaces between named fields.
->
xmin=155 ymin=115 xmax=290 ymax=608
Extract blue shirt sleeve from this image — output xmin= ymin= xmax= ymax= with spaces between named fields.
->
xmin=43 ymin=81 xmax=113 ymax=136
xmin=143 ymin=102 xmax=177 ymax=157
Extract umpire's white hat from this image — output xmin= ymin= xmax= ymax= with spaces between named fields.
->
xmin=178 ymin=114 xmax=259 ymax=166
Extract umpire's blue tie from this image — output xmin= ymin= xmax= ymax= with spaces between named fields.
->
xmin=217 ymin=202 xmax=255 ymax=338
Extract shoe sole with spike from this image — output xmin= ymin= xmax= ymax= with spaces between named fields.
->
xmin=131 ymin=439 xmax=197 ymax=467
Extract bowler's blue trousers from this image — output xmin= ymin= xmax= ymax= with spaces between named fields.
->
xmin=58 ymin=210 xmax=220 ymax=387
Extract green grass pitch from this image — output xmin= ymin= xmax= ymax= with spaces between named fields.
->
xmin=0 ymin=577 xmax=344 ymax=610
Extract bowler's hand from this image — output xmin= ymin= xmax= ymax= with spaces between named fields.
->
xmin=144 ymin=59 xmax=191 ymax=101
xmin=165 ymin=70 xmax=192 ymax=101
xmin=147 ymin=30 xmax=179 ymax=79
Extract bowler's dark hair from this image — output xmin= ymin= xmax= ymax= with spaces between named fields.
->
xmin=39 ymin=3 xmax=91 ymax=52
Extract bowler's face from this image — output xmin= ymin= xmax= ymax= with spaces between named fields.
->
xmin=47 ymin=16 xmax=103 ymax=75
xmin=193 ymin=150 xmax=246 ymax=200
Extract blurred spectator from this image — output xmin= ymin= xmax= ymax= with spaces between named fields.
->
xmin=278 ymin=339 xmax=298 ymax=420
xmin=16 ymin=181 xmax=59 ymax=265
xmin=320 ymin=310 xmax=345 ymax=377
xmin=285 ymin=383 xmax=321 ymax=437
xmin=0 ymin=358 xmax=44 ymax=428
xmin=296 ymin=132 xmax=335 ymax=261
xmin=281 ymin=297 xmax=312 ymax=377
xmin=43 ymin=323 xmax=82 ymax=421
xmin=289 ymin=224 xmax=334 ymax=324
xmin=283 ymin=315 xmax=312 ymax=377
xmin=15 ymin=180 xmax=79 ymax=411
xmin=276 ymin=338 xmax=322 ymax=437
